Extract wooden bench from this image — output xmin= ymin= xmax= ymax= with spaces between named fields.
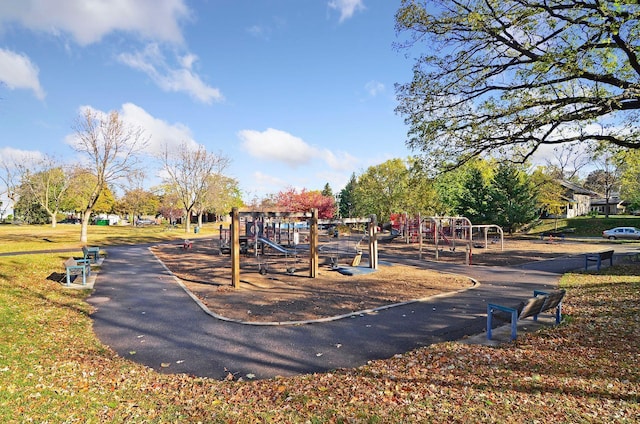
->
xmin=82 ymin=246 xmax=100 ymax=263
xmin=585 ymin=250 xmax=614 ymax=271
xmin=487 ymin=289 xmax=566 ymax=341
xmin=64 ymin=257 xmax=91 ymax=286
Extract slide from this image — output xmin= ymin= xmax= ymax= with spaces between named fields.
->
xmin=257 ymin=237 xmax=296 ymax=255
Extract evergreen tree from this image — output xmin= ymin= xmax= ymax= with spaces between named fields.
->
xmin=491 ymin=163 xmax=538 ymax=233
xmin=454 ymin=167 xmax=493 ymax=224
xmin=321 ymin=183 xmax=333 ymax=198
xmin=338 ymin=173 xmax=357 ymax=218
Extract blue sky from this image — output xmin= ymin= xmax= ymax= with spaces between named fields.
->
xmin=0 ymin=0 xmax=415 ymax=202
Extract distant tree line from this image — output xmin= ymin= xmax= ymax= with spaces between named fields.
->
xmin=1 ymin=109 xmax=243 ymax=241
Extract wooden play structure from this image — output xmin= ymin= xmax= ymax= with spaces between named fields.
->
xmin=228 ymin=208 xmax=380 ymax=289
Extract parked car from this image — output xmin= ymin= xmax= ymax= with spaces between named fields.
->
xmin=135 ymin=219 xmax=156 ymax=226
xmin=602 ymin=227 xmax=640 ymax=240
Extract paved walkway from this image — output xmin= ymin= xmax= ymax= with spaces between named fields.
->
xmin=87 ymin=244 xmax=637 ymax=380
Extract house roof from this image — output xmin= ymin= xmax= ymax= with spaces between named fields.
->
xmin=557 ymin=179 xmax=601 ymax=197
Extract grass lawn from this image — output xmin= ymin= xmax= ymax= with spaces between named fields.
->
xmin=0 ymin=222 xmax=219 ymax=254
xmin=531 ymin=215 xmax=640 ymax=237
xmin=0 ymin=226 xmax=638 ymax=422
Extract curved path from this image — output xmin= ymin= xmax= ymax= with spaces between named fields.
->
xmin=88 ymin=244 xmax=633 ymax=380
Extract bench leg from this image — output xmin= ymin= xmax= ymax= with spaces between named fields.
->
xmin=487 ymin=306 xmax=519 ymax=341
xmin=487 ymin=305 xmax=493 ymax=340
xmin=509 ymin=310 xmax=518 ymax=341
xmin=66 ymin=271 xmax=72 ymax=286
xmin=596 ymin=257 xmax=602 ymax=271
xmin=555 ymin=304 xmax=562 ymax=324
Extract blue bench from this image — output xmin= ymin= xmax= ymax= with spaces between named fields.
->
xmin=585 ymin=250 xmax=614 ymax=271
xmin=64 ymin=257 xmax=91 ymax=286
xmin=487 ymin=289 xmax=566 ymax=341
xmin=82 ymin=246 xmax=100 ymax=263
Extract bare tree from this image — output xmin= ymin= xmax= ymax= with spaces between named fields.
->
xmin=160 ymin=142 xmax=230 ymax=233
xmin=544 ymin=143 xmax=592 ymax=181
xmin=0 ymin=157 xmax=21 ymax=221
xmin=585 ymin=150 xmax=621 ymax=219
xmin=71 ymin=109 xmax=148 ymax=243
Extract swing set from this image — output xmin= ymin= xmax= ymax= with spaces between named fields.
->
xmin=391 ymin=212 xmax=504 ymax=265
xmin=227 ymin=208 xmax=381 ymax=289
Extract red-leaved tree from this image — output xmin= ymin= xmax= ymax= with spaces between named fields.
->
xmin=275 ymin=187 xmax=336 ymax=219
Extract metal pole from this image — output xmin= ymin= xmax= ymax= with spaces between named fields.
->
xmin=309 ymin=208 xmax=318 ymax=278
xmin=231 ymin=207 xmax=240 ymax=289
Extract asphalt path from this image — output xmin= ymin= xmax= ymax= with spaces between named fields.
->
xmin=87 ymin=243 xmax=637 ymax=380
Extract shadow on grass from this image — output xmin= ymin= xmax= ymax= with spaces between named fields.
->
xmin=47 ymin=272 xmax=67 ymax=284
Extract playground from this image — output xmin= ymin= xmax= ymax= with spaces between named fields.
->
xmin=150 ymin=232 xmax=601 ymax=323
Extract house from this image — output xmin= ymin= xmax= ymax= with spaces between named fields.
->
xmin=589 ymin=194 xmax=628 ymax=215
xmin=558 ymin=180 xmax=598 ymax=218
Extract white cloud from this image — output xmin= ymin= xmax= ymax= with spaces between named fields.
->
xmin=118 ymin=44 xmax=223 ymax=104
xmin=0 ymin=146 xmax=44 ymax=167
xmin=0 ymin=48 xmax=45 ymax=100
xmin=247 ymin=25 xmax=270 ymax=40
xmin=119 ymin=103 xmax=197 ymax=155
xmin=328 ymin=0 xmax=365 ymax=22
xmin=239 ymin=171 xmax=289 ymax=200
xmin=0 ymin=1 xmax=221 ymax=105
xmin=68 ymin=103 xmax=197 ymax=156
xmin=0 ymin=0 xmax=190 ymax=46
xmin=238 ymin=128 xmax=358 ymax=171
xmin=365 ymin=80 xmax=384 ymax=97
xmin=253 ymin=171 xmax=288 ymax=189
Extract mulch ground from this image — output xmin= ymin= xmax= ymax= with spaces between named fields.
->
xmin=151 ymin=235 xmax=602 ymax=323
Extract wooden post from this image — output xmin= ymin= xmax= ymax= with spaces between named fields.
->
xmin=309 ymin=208 xmax=318 ymax=278
xmin=368 ymin=214 xmax=378 ymax=270
xmin=404 ymin=212 xmax=409 ymax=244
xmin=231 ymin=207 xmax=240 ymax=289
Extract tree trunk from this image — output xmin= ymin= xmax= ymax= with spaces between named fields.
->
xmin=185 ymin=209 xmax=191 ymax=233
xmin=80 ymin=209 xmax=92 ymax=243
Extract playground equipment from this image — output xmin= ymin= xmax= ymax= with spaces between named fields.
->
xmin=391 ymin=213 xmax=504 ymax=265
xmin=424 ymin=216 xmax=473 ymax=263
xmin=228 ymin=209 xmax=380 ymax=289
xmin=471 ymin=224 xmax=504 ymax=250
xmin=317 ymin=219 xmax=369 ymax=269
xmin=256 ymin=236 xmax=299 ymax=275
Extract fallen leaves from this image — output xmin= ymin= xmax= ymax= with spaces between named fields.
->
xmin=1 ymin=253 xmax=640 ymax=422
